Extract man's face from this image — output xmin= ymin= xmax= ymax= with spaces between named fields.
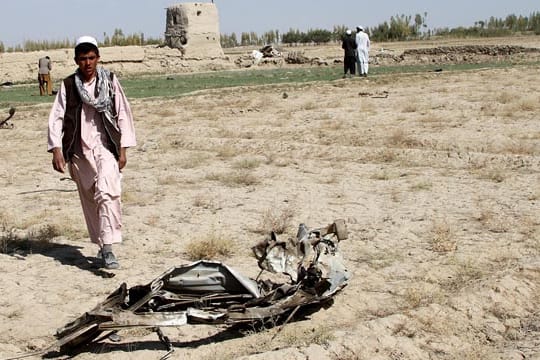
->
xmin=75 ymin=50 xmax=100 ymax=81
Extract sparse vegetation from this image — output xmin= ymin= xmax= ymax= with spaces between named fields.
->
xmin=205 ymin=170 xmax=260 ymax=187
xmin=255 ymin=206 xmax=295 ymax=235
xmin=232 ymin=157 xmax=262 ymax=170
xmin=184 ymin=230 xmax=234 ymax=260
xmin=1 ymin=224 xmax=62 ymax=254
xmin=429 ymin=221 xmax=457 ymax=253
xmin=1 ymin=33 xmax=539 ymax=360
xmin=1 ymin=28 xmax=162 ymax=53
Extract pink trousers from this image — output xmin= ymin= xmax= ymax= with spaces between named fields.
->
xmin=69 ymin=145 xmax=123 ymax=247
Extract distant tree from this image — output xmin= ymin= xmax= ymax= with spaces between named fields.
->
xmin=111 ymin=28 xmax=125 ymax=46
xmin=370 ymin=21 xmax=390 ymax=41
xmin=250 ymin=31 xmax=260 ymax=45
xmin=220 ymin=33 xmax=239 ymax=48
xmin=332 ymin=25 xmax=347 ymax=41
xmin=282 ymin=28 xmax=302 ymax=45
xmin=530 ymin=12 xmax=540 ymax=34
xmin=262 ymin=30 xmax=280 ymax=45
xmin=5 ymin=10 xmax=540 ymax=53
xmin=414 ymin=14 xmax=423 ymax=34
xmin=306 ymin=28 xmax=332 ymax=44
xmin=240 ymin=32 xmax=250 ymax=46
xmin=414 ymin=12 xmax=428 ymax=37
xmin=389 ymin=14 xmax=413 ymax=40
xmin=505 ymin=14 xmax=517 ymax=31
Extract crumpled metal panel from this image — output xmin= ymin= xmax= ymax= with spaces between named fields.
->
xmin=163 ymin=260 xmax=261 ymax=298
xmin=52 ymin=220 xmax=350 ymax=354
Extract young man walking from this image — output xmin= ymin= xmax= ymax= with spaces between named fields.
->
xmin=47 ymin=36 xmax=136 ymax=269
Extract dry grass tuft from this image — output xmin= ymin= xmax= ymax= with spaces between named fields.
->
xmin=184 ymin=231 xmax=234 ymax=260
xmin=403 ymin=287 xmax=424 ymax=309
xmin=278 ymin=324 xmax=335 ymax=347
xmin=442 ymin=258 xmax=485 ymax=291
xmin=370 ymin=170 xmax=392 ymax=181
xmin=255 ymin=207 xmax=295 ymax=235
xmin=122 ymin=186 xmax=153 ymax=206
xmin=516 ymin=97 xmax=538 ymax=112
xmin=192 ymin=194 xmax=218 ymax=210
xmin=501 ymin=141 xmax=536 ymax=155
xmin=216 ymin=145 xmax=240 ymax=159
xmin=496 ymin=91 xmax=513 ymax=104
xmin=386 ymin=129 xmax=421 ymax=148
xmin=402 ymin=285 xmax=443 ymax=310
xmin=410 ymin=180 xmax=433 ymax=191
xmin=477 ymin=168 xmax=505 ymax=183
xmin=154 ymin=108 xmax=177 ymax=118
xmin=1 ymin=224 xmax=63 ymax=254
xmin=175 ymin=153 xmax=210 ymax=169
xmin=206 ymin=170 xmax=260 ymax=187
xmin=232 ymin=157 xmax=262 ymax=170
xmin=429 ymin=221 xmax=457 ymax=253
xmin=0 ymin=211 xmax=11 ymax=232
xmin=157 ymin=174 xmax=179 ymax=186
xmin=28 ymin=224 xmax=63 ymax=242
xmin=375 ymin=148 xmax=398 ymax=163
xmin=402 ymin=103 xmax=419 ymax=113
xmin=300 ymin=101 xmax=318 ymax=111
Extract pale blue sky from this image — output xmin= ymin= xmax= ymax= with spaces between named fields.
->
xmin=1 ymin=0 xmax=538 ymax=47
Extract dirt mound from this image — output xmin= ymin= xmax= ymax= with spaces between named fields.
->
xmin=372 ymin=44 xmax=540 ymax=66
xmin=403 ymin=45 xmax=540 ymax=56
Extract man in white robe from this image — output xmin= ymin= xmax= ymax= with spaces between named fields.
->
xmin=355 ymin=26 xmax=371 ymax=77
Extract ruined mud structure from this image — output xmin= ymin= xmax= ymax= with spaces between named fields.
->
xmin=164 ymin=2 xmax=224 ymax=58
xmin=371 ymin=45 xmax=540 ymax=66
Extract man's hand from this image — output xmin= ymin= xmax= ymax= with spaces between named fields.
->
xmin=51 ymin=148 xmax=65 ymax=173
xmin=118 ymin=147 xmax=127 ymax=171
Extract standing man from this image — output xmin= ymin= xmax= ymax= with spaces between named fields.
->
xmin=341 ymin=29 xmax=357 ymax=78
xmin=355 ymin=26 xmax=370 ymax=77
xmin=38 ymin=56 xmax=53 ymax=96
xmin=47 ymin=36 xmax=136 ymax=270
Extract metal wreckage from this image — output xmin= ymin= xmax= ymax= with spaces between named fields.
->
xmin=12 ymin=220 xmax=350 ymax=359
xmin=1 ymin=107 xmax=16 ymax=129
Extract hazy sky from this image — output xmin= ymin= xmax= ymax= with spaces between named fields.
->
xmin=1 ymin=0 xmax=538 ymax=47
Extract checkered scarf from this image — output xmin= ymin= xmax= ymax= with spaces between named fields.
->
xmin=74 ymin=66 xmax=118 ymax=130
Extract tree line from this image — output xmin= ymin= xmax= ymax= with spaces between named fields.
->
xmin=433 ymin=13 xmax=540 ymax=38
xmin=1 ymin=11 xmax=539 ymax=52
xmin=0 ymin=29 xmax=161 ymax=53
xmin=220 ymin=11 xmax=540 ymax=47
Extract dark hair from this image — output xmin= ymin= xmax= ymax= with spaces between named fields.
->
xmin=75 ymin=43 xmax=99 ymax=58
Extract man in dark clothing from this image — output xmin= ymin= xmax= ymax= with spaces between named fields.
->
xmin=341 ymin=30 xmax=357 ymax=78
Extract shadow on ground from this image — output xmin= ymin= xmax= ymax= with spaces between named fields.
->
xmin=6 ymin=241 xmax=115 ymax=278
xmin=42 ymin=302 xmax=333 ymax=358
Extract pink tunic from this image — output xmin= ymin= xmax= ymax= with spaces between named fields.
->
xmin=48 ymin=74 xmax=136 ymax=246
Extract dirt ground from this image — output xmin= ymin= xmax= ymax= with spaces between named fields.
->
xmin=0 ymin=37 xmax=539 ymax=360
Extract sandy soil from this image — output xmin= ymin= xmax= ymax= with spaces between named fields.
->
xmin=0 ymin=38 xmax=539 ymax=360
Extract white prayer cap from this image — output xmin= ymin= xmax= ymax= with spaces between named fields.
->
xmin=357 ymin=26 xmax=364 ymax=31
xmin=75 ymin=35 xmax=98 ymax=48
xmin=346 ymin=29 xmax=352 ymax=35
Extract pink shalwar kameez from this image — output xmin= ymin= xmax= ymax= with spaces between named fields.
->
xmin=48 ymin=75 xmax=136 ymax=247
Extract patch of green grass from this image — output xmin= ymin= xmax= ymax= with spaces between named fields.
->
xmin=0 ymin=61 xmax=523 ymax=107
